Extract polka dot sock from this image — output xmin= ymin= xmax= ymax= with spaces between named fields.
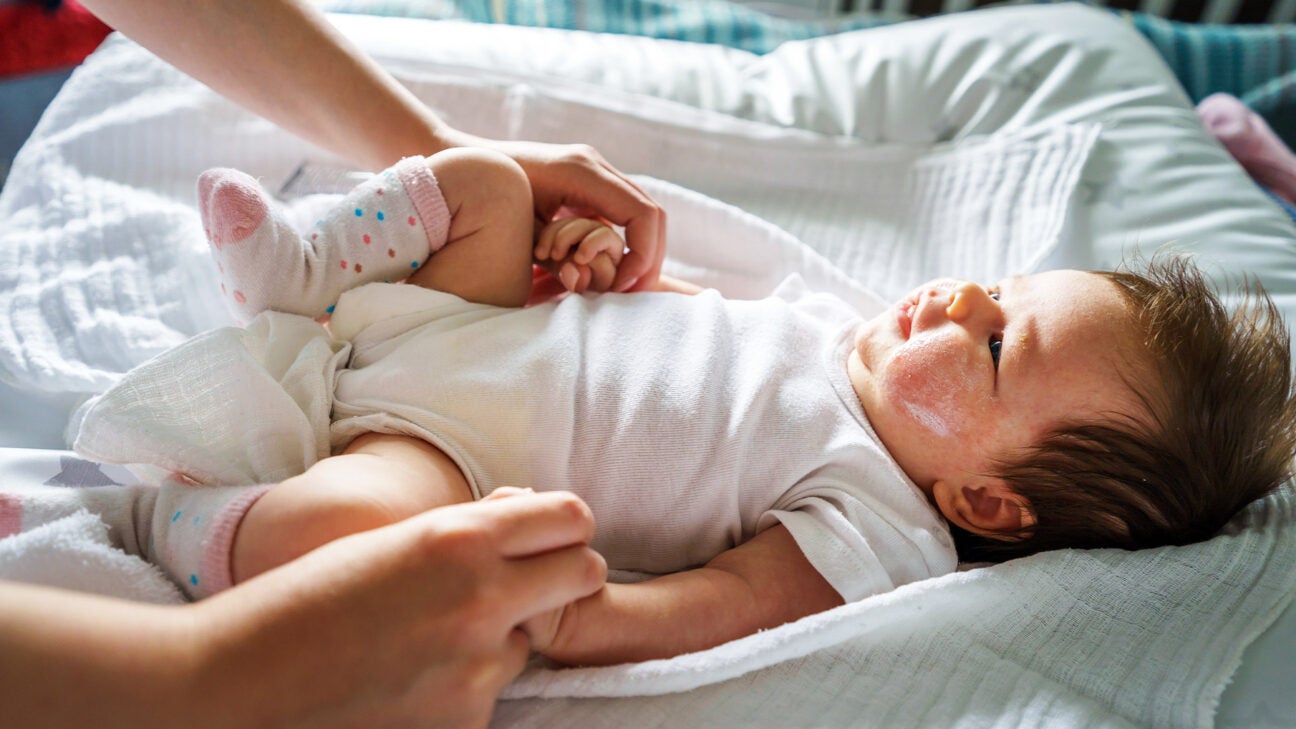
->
xmin=147 ymin=478 xmax=273 ymax=600
xmin=1197 ymin=93 xmax=1296 ymax=206
xmin=198 ymin=156 xmax=452 ymax=321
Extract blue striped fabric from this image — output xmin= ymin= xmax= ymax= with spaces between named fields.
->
xmin=321 ymin=0 xmax=893 ymax=52
xmin=1126 ymin=10 xmax=1296 ymax=144
xmin=321 ymin=0 xmax=1296 ymax=143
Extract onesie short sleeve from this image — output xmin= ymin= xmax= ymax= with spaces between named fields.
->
xmin=760 ymin=478 xmax=956 ymax=602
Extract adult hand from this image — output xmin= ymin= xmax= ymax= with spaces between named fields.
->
xmin=191 ymin=490 xmax=605 ymax=729
xmin=444 ymin=130 xmax=667 ymax=293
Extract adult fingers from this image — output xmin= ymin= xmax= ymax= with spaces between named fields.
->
xmin=541 ymin=152 xmax=663 ymax=293
xmin=586 ymin=161 xmax=664 ymax=293
xmin=474 ymin=490 xmax=597 ymax=557
xmin=483 ymin=486 xmax=533 ymax=501
xmin=499 ymin=544 xmax=606 ymax=624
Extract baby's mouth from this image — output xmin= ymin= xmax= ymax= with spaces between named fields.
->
xmin=896 ymin=298 xmax=916 ymax=339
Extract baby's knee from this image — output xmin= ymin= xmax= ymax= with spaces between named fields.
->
xmin=232 ymin=472 xmax=400 ymax=582
xmin=426 ymin=147 xmax=532 ymax=212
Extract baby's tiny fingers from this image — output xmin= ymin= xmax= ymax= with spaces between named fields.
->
xmin=573 ymin=226 xmax=625 ymax=266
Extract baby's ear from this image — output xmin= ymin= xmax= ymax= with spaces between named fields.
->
xmin=935 ymin=479 xmax=1034 ymax=538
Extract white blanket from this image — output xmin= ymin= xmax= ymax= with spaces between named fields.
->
xmin=1 ymin=14 xmax=1293 ymax=729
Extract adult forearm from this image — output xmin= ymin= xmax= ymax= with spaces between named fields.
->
xmin=0 ymin=581 xmax=206 ymax=729
xmin=80 ymin=0 xmax=449 ymax=170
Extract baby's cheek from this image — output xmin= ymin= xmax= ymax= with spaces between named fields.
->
xmin=881 ymin=334 xmax=977 ymax=438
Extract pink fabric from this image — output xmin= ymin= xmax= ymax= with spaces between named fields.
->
xmin=394 ymin=156 xmax=453 ymax=253
xmin=199 ymin=484 xmax=272 ymax=595
xmin=1197 ymin=93 xmax=1296 ymax=206
xmin=197 ymin=168 xmax=270 ymax=249
xmin=0 ymin=493 xmax=21 ymax=539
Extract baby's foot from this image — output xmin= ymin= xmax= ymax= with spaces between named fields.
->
xmin=1197 ymin=93 xmax=1296 ymax=205
xmin=198 ymin=157 xmax=452 ymax=321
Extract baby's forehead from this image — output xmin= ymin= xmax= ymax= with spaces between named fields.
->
xmin=1016 ymin=271 xmax=1154 ymax=413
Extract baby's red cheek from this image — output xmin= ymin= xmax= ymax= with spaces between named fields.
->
xmin=882 ymin=334 xmax=979 ymax=438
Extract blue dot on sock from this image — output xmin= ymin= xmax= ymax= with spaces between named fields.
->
xmin=410 ymin=261 xmax=419 ymax=268
xmin=326 ymin=305 xmax=336 ymax=314
xmin=190 ymin=574 xmax=199 ymax=586
xmin=354 ymin=208 xmax=363 ymax=217
xmin=172 ymin=511 xmax=182 ymax=523
xmin=377 ymin=211 xmax=385 ymax=221
xmin=193 ymin=515 xmax=201 ymax=525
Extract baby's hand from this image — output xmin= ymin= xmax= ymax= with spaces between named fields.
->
xmin=534 ymin=217 xmax=625 ymax=294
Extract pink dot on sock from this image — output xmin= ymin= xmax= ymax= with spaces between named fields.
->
xmin=356 ymin=263 xmax=363 ymax=274
xmin=233 ymin=291 xmax=246 ymax=304
xmin=221 ymin=283 xmax=227 ymax=294
xmin=341 ymin=260 xmax=348 ymax=270
xmin=408 ymin=216 xmax=416 ymax=226
xmin=363 ymin=234 xmax=371 ymax=244
xmin=376 ymin=189 xmax=384 ymax=196
xmin=388 ymin=248 xmax=395 ymax=258
xmin=311 ymin=233 xmax=318 ymax=241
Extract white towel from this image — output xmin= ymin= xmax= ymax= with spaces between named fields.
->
xmin=0 ymin=510 xmax=184 ymax=605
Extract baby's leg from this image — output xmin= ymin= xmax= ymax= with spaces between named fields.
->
xmin=199 ymin=156 xmax=452 ymax=321
xmin=229 ymin=433 xmax=474 ymax=584
xmin=405 ymin=148 xmax=537 ymax=308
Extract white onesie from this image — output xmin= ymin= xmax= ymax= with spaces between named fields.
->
xmin=324 ymin=276 xmax=957 ymax=601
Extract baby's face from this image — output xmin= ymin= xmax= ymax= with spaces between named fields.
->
xmin=847 ymin=270 xmax=1145 ymax=504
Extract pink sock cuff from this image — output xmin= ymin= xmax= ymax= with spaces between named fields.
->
xmin=0 ymin=493 xmax=21 ymax=539
xmin=395 ymin=156 xmax=453 ymax=254
xmin=198 ymin=484 xmax=273 ymax=597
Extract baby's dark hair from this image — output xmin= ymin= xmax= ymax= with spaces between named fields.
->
xmin=951 ymin=254 xmax=1296 ymax=563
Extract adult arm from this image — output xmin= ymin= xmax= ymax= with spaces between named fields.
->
xmin=538 ymin=524 xmax=844 ymax=666
xmin=77 ymin=0 xmax=665 ymax=291
xmin=0 ymin=491 xmax=605 ymax=729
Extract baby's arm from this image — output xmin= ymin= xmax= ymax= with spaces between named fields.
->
xmin=535 ymin=524 xmax=844 ymax=666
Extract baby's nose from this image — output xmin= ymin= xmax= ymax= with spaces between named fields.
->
xmin=944 ymin=281 xmax=987 ymax=322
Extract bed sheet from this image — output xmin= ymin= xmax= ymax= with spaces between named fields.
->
xmin=1 ymin=4 xmax=1294 ymax=727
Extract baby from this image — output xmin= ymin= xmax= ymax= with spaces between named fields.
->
xmin=71 ymin=148 xmax=1296 ymax=666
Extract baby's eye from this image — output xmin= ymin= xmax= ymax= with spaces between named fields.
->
xmin=988 ymin=288 xmax=1001 ymax=301
xmin=989 ymin=334 xmax=1003 ymax=370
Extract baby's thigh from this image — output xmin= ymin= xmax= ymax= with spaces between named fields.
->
xmin=232 ymin=433 xmax=472 ymax=582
